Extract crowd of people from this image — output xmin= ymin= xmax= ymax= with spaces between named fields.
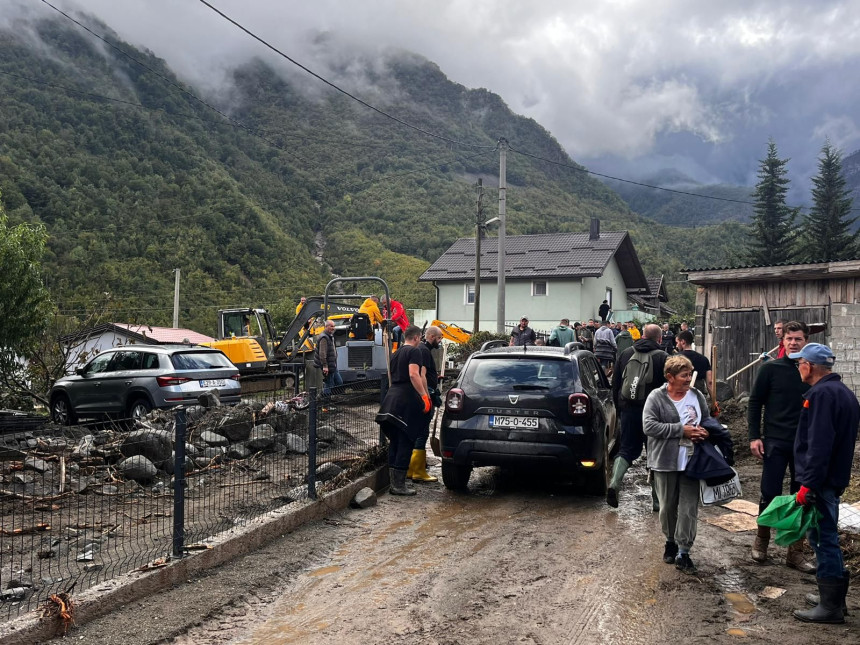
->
xmin=308 ymin=294 xmax=858 ymax=624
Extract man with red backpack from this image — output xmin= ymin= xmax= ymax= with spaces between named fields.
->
xmin=608 ymin=323 xmax=668 ymax=509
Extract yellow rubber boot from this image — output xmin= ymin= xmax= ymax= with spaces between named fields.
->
xmin=409 ymin=449 xmax=438 ymax=482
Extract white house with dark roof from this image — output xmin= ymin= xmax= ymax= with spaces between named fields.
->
xmin=418 ymin=221 xmax=651 ymax=332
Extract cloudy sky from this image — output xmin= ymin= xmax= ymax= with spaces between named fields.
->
xmin=27 ymin=1 xmax=860 ymax=199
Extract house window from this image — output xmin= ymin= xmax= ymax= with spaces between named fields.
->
xmin=532 ymin=281 xmax=547 ymax=297
xmin=465 ymin=284 xmax=475 ymax=305
xmin=605 ymin=288 xmax=612 ymax=308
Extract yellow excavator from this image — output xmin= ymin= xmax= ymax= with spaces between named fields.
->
xmin=205 ymin=277 xmax=396 ymax=393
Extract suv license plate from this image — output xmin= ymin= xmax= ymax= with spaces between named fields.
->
xmin=199 ymin=379 xmax=225 ymax=388
xmin=490 ymin=415 xmax=538 ymax=429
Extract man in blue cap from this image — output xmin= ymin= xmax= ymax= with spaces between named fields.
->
xmin=790 ymin=343 xmax=860 ymax=624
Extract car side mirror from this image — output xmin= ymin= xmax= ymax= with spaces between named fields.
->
xmin=75 ymin=366 xmax=86 ymax=376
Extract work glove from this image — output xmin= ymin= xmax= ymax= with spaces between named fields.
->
xmin=796 ymin=485 xmax=816 ymax=507
xmin=759 ymin=352 xmax=771 ymax=362
xmin=421 ymin=394 xmax=432 ymax=414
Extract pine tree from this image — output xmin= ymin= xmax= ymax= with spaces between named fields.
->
xmin=746 ymin=140 xmax=798 ymax=265
xmin=800 ymin=141 xmax=858 ymax=261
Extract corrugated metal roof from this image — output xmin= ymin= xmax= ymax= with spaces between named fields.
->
xmin=111 ymin=324 xmax=215 ymax=344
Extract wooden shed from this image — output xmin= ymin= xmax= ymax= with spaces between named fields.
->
xmin=686 ymin=259 xmax=860 ymax=397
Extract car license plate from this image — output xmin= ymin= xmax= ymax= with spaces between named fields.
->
xmin=199 ymin=379 xmax=225 ymax=388
xmin=489 ymin=415 xmax=538 ymax=429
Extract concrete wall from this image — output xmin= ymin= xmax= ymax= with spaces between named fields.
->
xmin=829 ymin=303 xmax=860 ymax=396
xmin=581 ymin=258 xmax=628 ymax=321
xmin=436 ymin=278 xmax=583 ymax=332
xmin=434 ymin=258 xmax=631 ymax=333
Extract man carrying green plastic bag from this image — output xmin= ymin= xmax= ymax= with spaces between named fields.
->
xmin=758 ymin=495 xmax=820 ymax=547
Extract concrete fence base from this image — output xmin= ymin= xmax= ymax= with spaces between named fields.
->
xmin=0 ymin=467 xmax=389 ymax=645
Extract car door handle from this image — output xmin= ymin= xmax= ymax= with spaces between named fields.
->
xmin=125 ymin=381 xmax=132 ymax=386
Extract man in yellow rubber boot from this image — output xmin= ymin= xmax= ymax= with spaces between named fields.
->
xmin=408 ymin=325 xmax=444 ymax=482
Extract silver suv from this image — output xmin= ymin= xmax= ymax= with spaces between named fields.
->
xmin=50 ymin=345 xmax=241 ymax=424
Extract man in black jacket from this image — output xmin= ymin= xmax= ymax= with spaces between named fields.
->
xmin=607 ymin=323 xmax=668 ymax=509
xmin=313 ymin=320 xmax=341 ymax=396
xmin=748 ymin=321 xmax=814 ymax=572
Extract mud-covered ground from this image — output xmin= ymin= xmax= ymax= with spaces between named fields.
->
xmin=55 ymin=449 xmax=857 ymax=645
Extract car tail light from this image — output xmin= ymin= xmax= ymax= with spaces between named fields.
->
xmin=229 ymin=373 xmax=240 ymax=381
xmin=446 ymin=388 xmax=465 ymax=412
xmin=568 ymin=393 xmax=591 ymax=418
xmin=157 ymin=376 xmax=192 ymax=387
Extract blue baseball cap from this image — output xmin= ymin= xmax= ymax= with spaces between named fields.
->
xmin=788 ymin=343 xmax=835 ymax=366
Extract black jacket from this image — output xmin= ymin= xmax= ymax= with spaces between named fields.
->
xmin=611 ymin=338 xmax=668 ymax=410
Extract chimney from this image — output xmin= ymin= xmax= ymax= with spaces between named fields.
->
xmin=589 ymin=217 xmax=600 ymax=240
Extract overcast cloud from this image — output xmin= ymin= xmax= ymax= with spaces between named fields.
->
xmin=23 ymin=0 xmax=860 ymax=198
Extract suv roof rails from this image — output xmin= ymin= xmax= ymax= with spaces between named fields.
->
xmin=564 ymin=341 xmax=586 ymax=355
xmin=480 ymin=340 xmax=509 ymax=351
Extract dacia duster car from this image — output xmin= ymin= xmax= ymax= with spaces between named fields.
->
xmin=440 ymin=343 xmax=618 ymax=492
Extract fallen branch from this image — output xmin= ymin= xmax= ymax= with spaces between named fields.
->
xmin=134 ymin=556 xmax=170 ymax=572
xmin=0 ymin=523 xmax=50 ymax=536
xmin=0 ymin=489 xmax=72 ymax=502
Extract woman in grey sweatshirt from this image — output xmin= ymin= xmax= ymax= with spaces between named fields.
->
xmin=643 ymin=355 xmax=712 ymax=574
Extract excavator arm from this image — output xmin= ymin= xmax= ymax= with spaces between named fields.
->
xmin=273 ymin=297 xmax=361 ymax=361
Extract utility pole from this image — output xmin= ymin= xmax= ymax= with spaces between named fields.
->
xmin=172 ymin=268 xmax=180 ymax=329
xmin=473 ymin=178 xmax=484 ymax=334
xmin=496 ymin=138 xmax=507 ymax=334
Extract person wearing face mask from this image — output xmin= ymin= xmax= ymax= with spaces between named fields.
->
xmin=407 ymin=326 xmax=444 ymax=482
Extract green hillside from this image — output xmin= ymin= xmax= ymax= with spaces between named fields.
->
xmin=0 ymin=15 xmax=746 ymax=332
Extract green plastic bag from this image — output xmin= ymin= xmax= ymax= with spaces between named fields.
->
xmin=757 ymin=494 xmax=821 ymax=546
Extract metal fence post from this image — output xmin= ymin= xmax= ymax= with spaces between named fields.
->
xmin=307 ymin=387 xmax=317 ymax=500
xmin=172 ymin=407 xmax=186 ymax=559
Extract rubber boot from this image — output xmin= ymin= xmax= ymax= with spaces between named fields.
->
xmin=408 ymin=449 xmax=438 ymax=482
xmin=786 ymin=539 xmax=816 ymax=574
xmin=751 ymin=525 xmax=770 ymax=563
xmin=806 ymin=570 xmax=850 ymax=616
xmin=389 ymin=468 xmax=416 ymax=496
xmin=794 ymin=577 xmax=845 ymax=623
xmin=606 ymin=457 xmax=630 ymax=508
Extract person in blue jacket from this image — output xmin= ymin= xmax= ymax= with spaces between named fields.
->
xmin=790 ymin=343 xmax=860 ymax=624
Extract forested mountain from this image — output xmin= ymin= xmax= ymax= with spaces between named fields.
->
xmin=600 ymin=169 xmax=755 ymax=228
xmin=0 ymin=14 xmax=747 ymax=332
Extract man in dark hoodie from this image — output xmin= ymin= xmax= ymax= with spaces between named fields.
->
xmin=607 ymin=323 xmax=668 ymax=509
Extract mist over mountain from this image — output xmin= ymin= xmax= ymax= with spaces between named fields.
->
xmin=0 ymin=12 xmax=750 ymax=330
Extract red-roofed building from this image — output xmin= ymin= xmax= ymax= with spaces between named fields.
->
xmin=59 ymin=323 xmax=215 ymax=372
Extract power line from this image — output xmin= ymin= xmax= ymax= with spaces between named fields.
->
xmin=508 ymin=145 xmax=860 ymax=214
xmin=195 ymin=0 xmax=495 ymax=151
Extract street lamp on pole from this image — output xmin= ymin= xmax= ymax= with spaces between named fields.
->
xmin=496 ymin=138 xmax=507 ymax=334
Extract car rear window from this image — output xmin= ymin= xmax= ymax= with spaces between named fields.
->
xmin=464 ymin=357 xmax=578 ymax=389
xmin=170 ymin=351 xmax=234 ymax=370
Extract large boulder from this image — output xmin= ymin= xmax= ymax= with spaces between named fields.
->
xmin=200 ymin=431 xmax=229 ymax=447
xmin=316 ymin=424 xmax=337 ymax=442
xmin=281 ymin=433 xmax=308 ymax=454
xmin=216 ymin=407 xmax=255 ymax=442
xmin=117 ymin=456 xmax=158 ymax=483
xmin=227 ymin=444 xmax=251 ymax=460
xmin=247 ymin=424 xmax=276 ymax=452
xmin=198 ymin=389 xmax=221 ymax=409
xmin=120 ymin=429 xmax=172 ymax=463
xmin=315 ymin=462 xmax=343 ymax=482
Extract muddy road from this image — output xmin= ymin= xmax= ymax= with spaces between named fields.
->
xmin=62 ymin=462 xmax=854 ymax=645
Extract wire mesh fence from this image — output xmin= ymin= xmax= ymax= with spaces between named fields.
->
xmin=0 ymin=377 xmax=384 ymax=621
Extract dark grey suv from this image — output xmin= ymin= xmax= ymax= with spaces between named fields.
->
xmin=440 ymin=343 xmax=618 ymax=493
xmin=50 ymin=345 xmax=241 ymax=424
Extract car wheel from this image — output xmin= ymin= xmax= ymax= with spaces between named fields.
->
xmin=441 ymin=460 xmax=472 ymax=491
xmin=51 ymin=394 xmax=77 ymax=426
xmin=584 ymin=435 xmax=611 ymax=496
xmin=127 ymin=397 xmax=153 ymax=421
